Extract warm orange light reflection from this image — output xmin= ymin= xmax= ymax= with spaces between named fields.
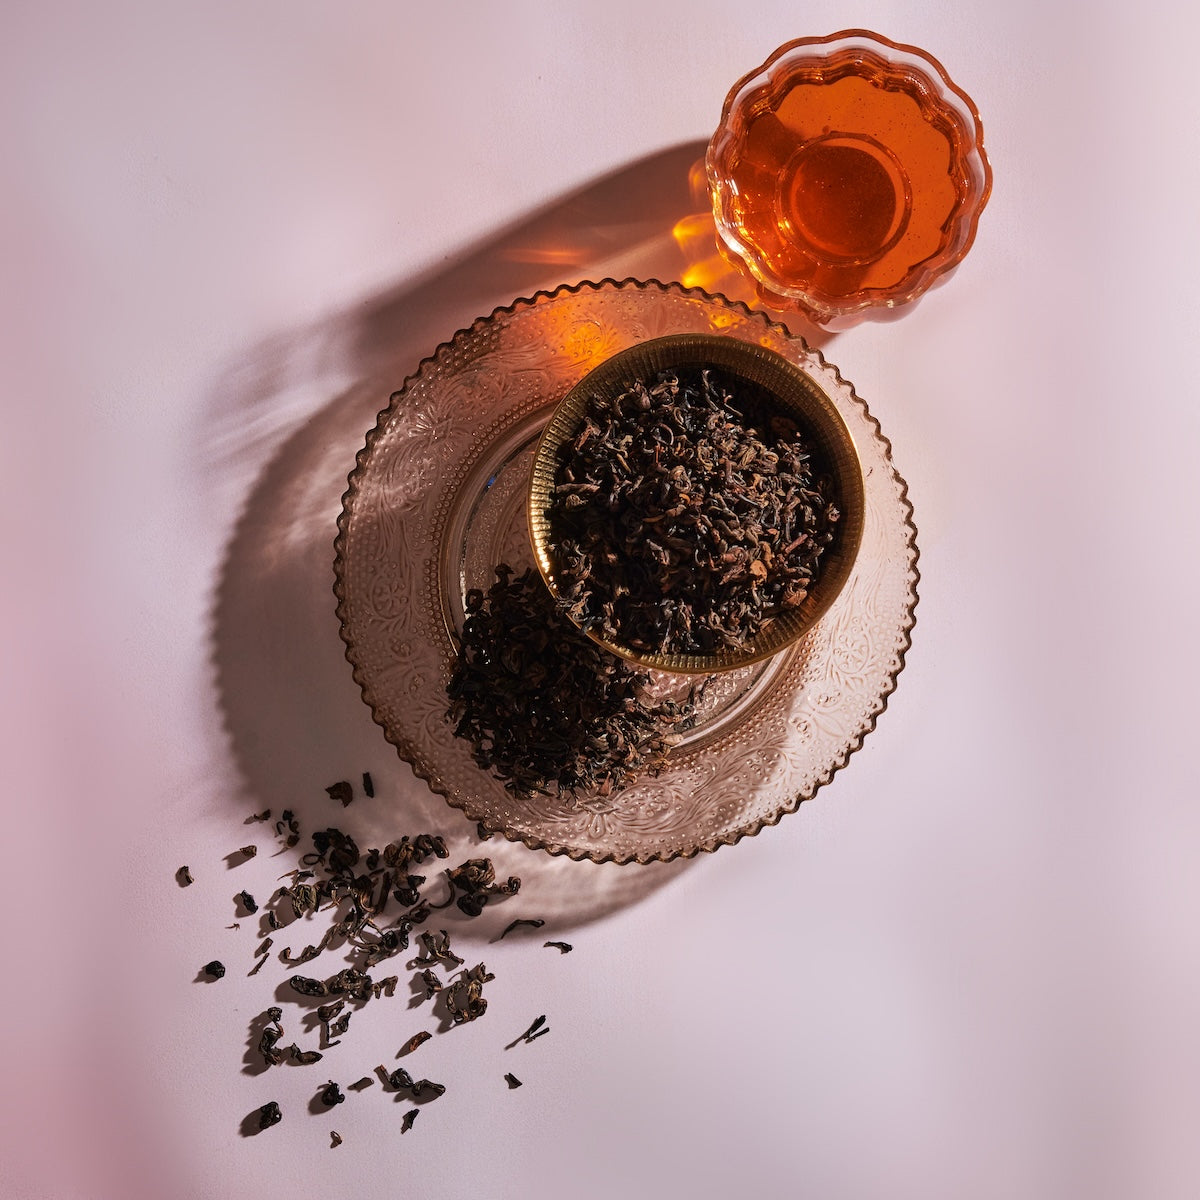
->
xmin=498 ymin=244 xmax=591 ymax=266
xmin=672 ymin=212 xmax=764 ymax=307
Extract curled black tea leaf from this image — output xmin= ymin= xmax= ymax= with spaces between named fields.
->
xmin=248 ymin=809 xmax=271 ymax=823
xmin=410 ymin=1078 xmax=445 ymax=1099
xmin=258 ymin=1010 xmax=286 ymax=1066
xmin=330 ymin=1130 xmax=343 ymax=1148
xmin=401 ymin=1108 xmax=418 ymax=1133
xmin=419 ymin=969 xmax=442 ymax=1000
xmin=204 ymin=960 xmax=226 ymax=980
xmin=239 ymin=845 xmax=258 ymax=859
xmin=237 ymin=890 xmax=258 ymax=914
xmin=544 ymin=941 xmax=573 ymax=954
xmin=400 ymin=1031 xmax=432 ymax=1056
xmin=362 ymin=772 xmax=375 ymax=798
xmin=176 ymin=865 xmax=193 ymax=887
xmin=499 ymin=918 xmax=545 ymax=940
xmin=287 ymin=1044 xmax=323 ymax=1066
xmin=289 ymin=975 xmax=328 ymax=997
xmin=441 ymin=859 xmax=520 ymax=917
xmin=414 ymin=930 xmax=464 ymax=967
xmin=320 ymin=1080 xmax=345 ymax=1107
xmin=247 ymin=937 xmax=273 ymax=977
xmin=445 ymin=963 xmax=494 ymax=1025
xmin=349 ymin=1076 xmax=374 ymax=1091
xmin=257 ymin=1101 xmax=282 ymax=1129
xmin=476 ymin=822 xmax=493 ymax=841
xmin=386 ymin=1066 xmax=413 ymax=1092
xmin=505 ymin=1073 xmax=523 ymax=1089
xmin=325 ymin=780 xmax=354 ymax=807
xmin=275 ymin=809 xmax=300 ymax=849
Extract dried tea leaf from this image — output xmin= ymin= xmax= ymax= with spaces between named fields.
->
xmin=330 ymin=1130 xmax=343 ymax=1148
xmin=401 ymin=1108 xmax=418 ymax=1133
xmin=414 ymin=930 xmax=463 ymax=967
xmin=237 ymin=890 xmax=258 ymax=914
xmin=204 ymin=960 xmax=226 ymax=980
xmin=445 ymin=963 xmax=494 ymax=1025
xmin=362 ymin=772 xmax=375 ymax=798
xmin=320 ymin=1080 xmax=345 ymax=1107
xmin=257 ymin=1101 xmax=282 ymax=1130
xmin=176 ymin=865 xmax=193 ymax=887
xmin=509 ymin=1014 xmax=549 ymax=1045
xmin=288 ymin=975 xmax=327 ymax=997
xmin=247 ymin=809 xmax=271 ymax=823
xmin=325 ymin=780 xmax=354 ymax=806
xmin=505 ymin=1073 xmax=523 ymax=1089
xmin=544 ymin=941 xmax=574 ymax=954
xmin=399 ymin=1031 xmax=432 ymax=1056
xmin=498 ymin=918 xmax=545 ymax=940
xmin=239 ymin=845 xmax=258 ymax=859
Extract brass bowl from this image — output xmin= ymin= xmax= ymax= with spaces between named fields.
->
xmin=528 ymin=333 xmax=865 ymax=673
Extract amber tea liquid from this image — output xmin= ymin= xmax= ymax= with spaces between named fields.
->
xmin=722 ymin=53 xmax=969 ymax=303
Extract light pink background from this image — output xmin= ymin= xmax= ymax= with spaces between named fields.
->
xmin=4 ymin=3 xmax=1199 ymax=1198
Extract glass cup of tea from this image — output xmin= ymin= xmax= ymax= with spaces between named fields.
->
xmin=706 ymin=29 xmax=992 ymax=328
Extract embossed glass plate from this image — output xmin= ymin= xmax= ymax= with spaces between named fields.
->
xmin=334 ymin=279 xmax=918 ymax=863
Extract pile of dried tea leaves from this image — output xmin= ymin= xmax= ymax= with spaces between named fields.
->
xmin=548 ymin=366 xmax=840 ymax=656
xmin=446 ymin=564 xmax=697 ymax=797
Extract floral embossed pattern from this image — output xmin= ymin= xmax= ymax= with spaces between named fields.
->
xmin=334 ymin=279 xmax=918 ymax=863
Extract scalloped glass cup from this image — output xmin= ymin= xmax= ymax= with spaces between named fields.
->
xmin=528 ymin=333 xmax=865 ymax=675
xmin=706 ymin=29 xmax=992 ymax=327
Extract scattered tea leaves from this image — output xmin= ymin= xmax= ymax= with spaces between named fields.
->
xmin=194 ymin=798 xmax=577 ymax=1146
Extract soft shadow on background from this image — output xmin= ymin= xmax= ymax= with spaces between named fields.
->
xmin=207 ymin=141 xmax=831 ymax=934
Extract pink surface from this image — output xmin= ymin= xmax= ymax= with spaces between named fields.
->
xmin=4 ymin=3 xmax=1200 ymax=1198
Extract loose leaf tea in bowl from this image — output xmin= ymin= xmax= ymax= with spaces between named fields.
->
xmin=529 ymin=334 xmax=865 ymax=673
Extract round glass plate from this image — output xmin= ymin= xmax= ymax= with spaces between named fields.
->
xmin=334 ymin=279 xmax=918 ymax=863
